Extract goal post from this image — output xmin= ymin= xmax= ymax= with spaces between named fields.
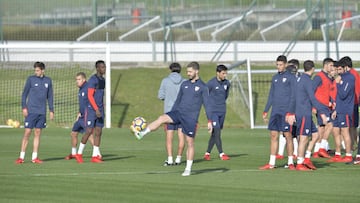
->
xmin=227 ymin=58 xmax=275 ymax=129
xmin=0 ymin=43 xmax=111 ymax=128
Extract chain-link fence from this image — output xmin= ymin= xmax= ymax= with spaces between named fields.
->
xmin=1 ymin=0 xmax=359 ymax=42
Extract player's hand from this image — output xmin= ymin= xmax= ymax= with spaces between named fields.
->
xmin=331 ymin=111 xmax=337 ymax=120
xmin=262 ymin=112 xmax=268 ymax=123
xmin=286 ymin=114 xmax=296 ymax=126
xmin=49 ymin=112 xmax=54 ymax=120
xmin=207 ymin=122 xmax=213 ymax=134
xmin=95 ymin=109 xmax=101 ymax=118
xmin=335 ymin=75 xmax=342 ymax=84
xmin=22 ymin=108 xmax=28 ymax=118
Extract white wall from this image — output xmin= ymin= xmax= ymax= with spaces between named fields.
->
xmin=1 ymin=41 xmax=359 ymax=63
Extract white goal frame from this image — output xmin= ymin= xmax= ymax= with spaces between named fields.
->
xmin=0 ymin=43 xmax=112 ymax=128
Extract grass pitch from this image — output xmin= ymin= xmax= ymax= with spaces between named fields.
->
xmin=1 ymin=127 xmax=359 ymax=203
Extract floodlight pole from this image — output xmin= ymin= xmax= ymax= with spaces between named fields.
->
xmin=325 ymin=0 xmax=330 ymax=58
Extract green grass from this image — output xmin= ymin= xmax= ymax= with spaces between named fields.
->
xmin=1 ymin=127 xmax=360 ymax=203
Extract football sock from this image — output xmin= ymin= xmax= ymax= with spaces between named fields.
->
xmin=305 ymin=151 xmax=311 ymax=159
xmin=71 ymin=147 xmax=77 ymax=155
xmin=314 ymin=143 xmax=320 ymax=153
xmin=185 ymin=160 xmax=193 ymax=171
xmin=335 ymin=152 xmax=341 ymax=156
xmin=297 ymin=157 xmax=304 ymax=164
xmin=32 ymin=152 xmax=38 ymax=160
xmin=320 ymin=139 xmax=327 ymax=149
xmin=293 ymin=138 xmax=298 ymax=156
xmin=20 ymin=151 xmax=25 ymax=159
xmin=141 ymin=127 xmax=151 ymax=136
xmin=346 ymin=153 xmax=352 ymax=157
xmin=219 ymin=152 xmax=224 ymax=158
xmin=175 ymin=155 xmax=181 ymax=163
xmin=269 ymin=155 xmax=276 ymax=166
xmin=77 ymin=143 xmax=86 ymax=155
xmin=278 ymin=134 xmax=286 ymax=156
xmin=287 ymin=156 xmax=294 ymax=165
xmin=167 ymin=156 xmax=173 ymax=164
xmin=92 ymin=146 xmax=100 ymax=157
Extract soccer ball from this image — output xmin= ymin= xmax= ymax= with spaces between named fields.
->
xmin=131 ymin=117 xmax=147 ymax=132
xmin=12 ymin=120 xmax=20 ymax=128
xmin=6 ymin=119 xmax=14 ymax=126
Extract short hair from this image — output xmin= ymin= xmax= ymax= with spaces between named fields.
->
xmin=95 ymin=60 xmax=105 ymax=68
xmin=216 ymin=64 xmax=228 ymax=72
xmin=303 ymin=60 xmax=315 ymax=72
xmin=276 ymin=55 xmax=287 ymax=63
xmin=286 ymin=64 xmax=297 ymax=75
xmin=187 ymin=61 xmax=200 ymax=70
xmin=76 ymin=72 xmax=86 ymax=79
xmin=322 ymin=57 xmax=334 ymax=67
xmin=288 ymin=59 xmax=299 ymax=69
xmin=339 ymin=56 xmax=353 ymax=68
xmin=34 ymin=61 xmax=45 ymax=70
xmin=169 ymin=62 xmax=181 ymax=73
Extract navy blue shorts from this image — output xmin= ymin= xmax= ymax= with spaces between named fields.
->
xmin=267 ymin=112 xmax=291 ymax=132
xmin=72 ymin=116 xmax=86 ymax=133
xmin=210 ymin=112 xmax=226 ymax=129
xmin=333 ymin=113 xmax=352 ymax=128
xmin=316 ymin=105 xmax=332 ymax=126
xmin=165 ymin=123 xmax=181 ymax=131
xmin=24 ymin=113 xmax=46 ymax=129
xmin=166 ymin=110 xmax=197 ymax=137
xmin=85 ymin=109 xmax=104 ymax=128
xmin=296 ymin=115 xmax=318 ymax=136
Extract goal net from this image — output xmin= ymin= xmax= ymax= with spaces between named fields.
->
xmin=0 ymin=43 xmax=111 ymax=128
xmin=227 ymin=58 xmax=275 ymax=129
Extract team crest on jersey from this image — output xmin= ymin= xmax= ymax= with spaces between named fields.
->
xmin=185 ymin=86 xmax=188 ymax=89
xmin=82 ymin=92 xmax=85 ymax=97
xmin=45 ymin=83 xmax=48 ymax=88
xmin=195 ymin=86 xmax=200 ymax=91
xmin=35 ymin=83 xmax=38 ymax=87
xmin=282 ymin=78 xmax=287 ymax=83
xmin=215 ymin=86 xmax=219 ymax=89
xmin=224 ymin=85 xmax=228 ymax=90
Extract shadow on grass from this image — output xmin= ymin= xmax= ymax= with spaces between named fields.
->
xmin=42 ymin=154 xmax=134 ymax=162
xmin=192 ymin=167 xmax=230 ymax=175
xmin=193 ymin=153 xmax=248 ymax=163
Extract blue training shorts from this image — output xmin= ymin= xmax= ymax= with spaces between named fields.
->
xmin=166 ymin=110 xmax=197 ymax=137
xmin=72 ymin=116 xmax=86 ymax=133
xmin=333 ymin=113 xmax=352 ymax=128
xmin=85 ymin=109 xmax=104 ymax=128
xmin=296 ymin=115 xmax=318 ymax=136
xmin=24 ymin=113 xmax=46 ymax=129
xmin=267 ymin=112 xmax=291 ymax=132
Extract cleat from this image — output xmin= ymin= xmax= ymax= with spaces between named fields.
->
xmin=181 ymin=169 xmax=191 ymax=176
xmin=220 ymin=154 xmax=230 ymax=160
xmin=304 ymin=158 xmax=316 ymax=170
xmin=327 ymin=155 xmax=342 ymax=163
xmin=203 ymin=153 xmax=210 ymax=161
xmin=64 ymin=154 xmax=75 ymax=160
xmin=276 ymin=154 xmax=284 ymax=159
xmin=288 ymin=164 xmax=295 ymax=170
xmin=31 ymin=158 xmax=43 ymax=164
xmin=91 ymin=155 xmax=103 ymax=163
xmin=296 ymin=164 xmax=311 ymax=171
xmin=163 ymin=160 xmax=173 ymax=166
xmin=130 ymin=125 xmax=143 ymax=140
xmin=174 ymin=162 xmax=181 ymax=165
xmin=15 ymin=158 xmax=24 ymax=164
xmin=74 ymin=154 xmax=84 ymax=163
xmin=312 ymin=152 xmax=319 ymax=158
xmin=259 ymin=164 xmax=275 ymax=170
xmin=318 ymin=148 xmax=331 ymax=158
xmin=341 ymin=156 xmax=353 ymax=163
xmin=353 ymin=157 xmax=360 ymax=165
